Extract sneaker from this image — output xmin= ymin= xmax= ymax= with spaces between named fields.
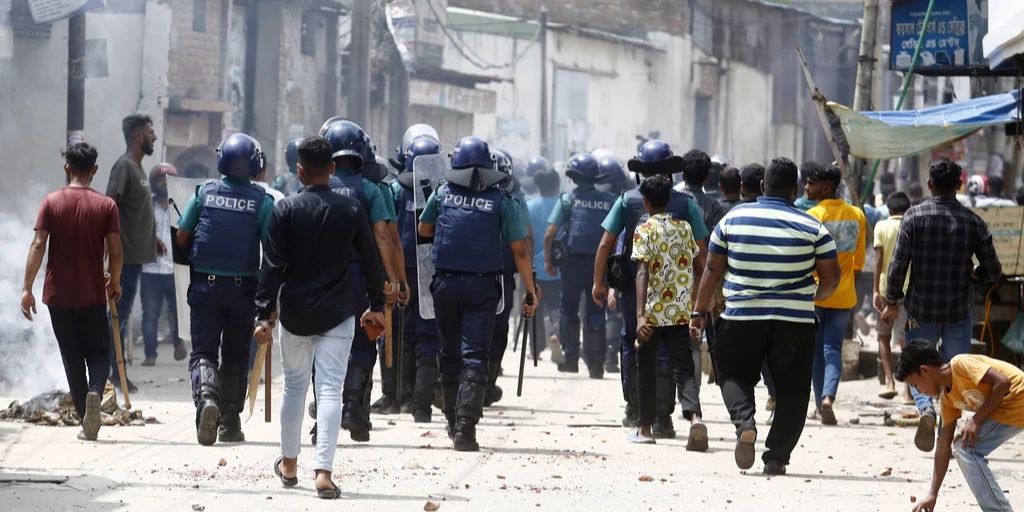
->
xmin=735 ymin=428 xmax=757 ymax=470
xmin=916 ymin=409 xmax=936 ymax=452
xmin=548 ymin=336 xmax=565 ymax=365
xmin=141 ymin=357 xmax=156 ymax=367
xmin=763 ymin=460 xmax=787 ymax=476
xmin=81 ymin=391 xmax=101 ymax=441
xmin=626 ymin=428 xmax=656 ymax=444
xmin=686 ymin=421 xmax=709 ymax=452
xmin=173 ymin=342 xmax=188 ymax=361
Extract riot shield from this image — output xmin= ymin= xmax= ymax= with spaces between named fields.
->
xmin=167 ymin=176 xmax=208 ymax=342
xmin=411 ymin=154 xmax=447 ymax=319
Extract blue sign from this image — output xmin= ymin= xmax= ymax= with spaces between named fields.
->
xmin=890 ymin=0 xmax=989 ymax=74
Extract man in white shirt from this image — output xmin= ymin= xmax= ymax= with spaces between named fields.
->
xmin=140 ymin=164 xmax=186 ymax=366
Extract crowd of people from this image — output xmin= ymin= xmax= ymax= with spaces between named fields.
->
xmin=17 ymin=112 xmax=1024 ymax=510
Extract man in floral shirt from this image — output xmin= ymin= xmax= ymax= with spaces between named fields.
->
xmin=630 ymin=175 xmax=706 ymax=448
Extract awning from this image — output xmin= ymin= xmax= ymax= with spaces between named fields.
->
xmin=828 ymin=90 xmax=1021 ymax=160
xmin=983 ymin=0 xmax=1024 ymax=69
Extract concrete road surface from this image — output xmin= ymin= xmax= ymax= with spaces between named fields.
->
xmin=2 ymin=346 xmax=1022 ymax=511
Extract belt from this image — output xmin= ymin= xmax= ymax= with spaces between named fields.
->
xmin=193 ymin=271 xmax=256 ymax=285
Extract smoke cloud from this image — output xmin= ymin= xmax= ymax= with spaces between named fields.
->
xmin=0 ymin=185 xmax=67 ymax=397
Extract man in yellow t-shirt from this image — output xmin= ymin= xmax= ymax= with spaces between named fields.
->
xmin=896 ymin=341 xmax=1024 ymax=512
xmin=805 ymin=164 xmax=866 ymax=425
xmin=630 ymin=175 xmax=706 ymax=449
xmin=872 ymin=191 xmax=910 ymax=400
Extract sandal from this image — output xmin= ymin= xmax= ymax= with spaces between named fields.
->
xmin=317 ymin=481 xmax=340 ymax=500
xmin=273 ymin=456 xmax=298 ymax=488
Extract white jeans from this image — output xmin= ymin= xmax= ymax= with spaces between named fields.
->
xmin=279 ymin=317 xmax=354 ymax=472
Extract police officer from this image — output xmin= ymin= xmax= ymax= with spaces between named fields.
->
xmin=272 ymin=138 xmax=303 ymax=196
xmin=322 ymin=119 xmax=407 ymax=442
xmin=417 ymin=136 xmax=538 ymax=451
xmin=521 ymin=156 xmax=550 ymax=199
xmin=174 ymin=133 xmax=274 ymax=446
xmin=393 ymin=135 xmax=444 ymax=422
xmin=484 ymin=148 xmax=531 ymax=406
xmin=595 ymin=155 xmax=634 ymax=374
xmin=543 ymin=153 xmax=613 ymax=379
xmin=591 ymin=140 xmax=709 ymax=437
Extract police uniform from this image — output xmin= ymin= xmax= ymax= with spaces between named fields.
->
xmin=177 ymin=133 xmax=273 ymax=446
xmin=393 ymin=135 xmax=444 ymax=422
xmin=548 ymin=154 xmax=614 ymax=379
xmin=418 ymin=136 xmax=527 ymax=451
xmin=323 ymin=120 xmax=397 ymax=442
xmin=602 ymin=140 xmax=709 ymax=434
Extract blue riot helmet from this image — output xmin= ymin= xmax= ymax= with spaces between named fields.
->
xmin=564 ymin=153 xmax=603 ymax=184
xmin=397 ymin=136 xmax=442 ymax=188
xmin=323 ymin=120 xmax=367 ymax=167
xmin=447 ymin=136 xmax=506 ymax=192
xmin=284 ymin=138 xmax=302 ymax=175
xmin=596 ymin=156 xmax=635 ymax=194
xmin=525 ymin=156 xmax=549 ymax=177
xmin=217 ymin=133 xmax=265 ymax=178
xmin=318 ymin=115 xmax=345 ymax=137
xmin=627 ymin=139 xmax=684 ymax=177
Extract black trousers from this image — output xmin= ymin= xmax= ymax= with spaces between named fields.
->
xmin=49 ymin=305 xmax=111 ymax=418
xmin=714 ymin=318 xmax=815 ymax=465
xmin=636 ymin=325 xmax=699 ymax=426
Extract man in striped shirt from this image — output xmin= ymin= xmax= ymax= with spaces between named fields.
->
xmin=691 ymin=157 xmax=840 ymax=475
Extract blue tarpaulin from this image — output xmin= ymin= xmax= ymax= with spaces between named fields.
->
xmin=829 ymin=90 xmax=1021 ymax=159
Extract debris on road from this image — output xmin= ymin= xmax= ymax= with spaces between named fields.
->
xmin=638 ymin=475 xmax=654 ymax=482
xmin=0 ymin=384 xmax=149 ymax=427
xmin=424 ymin=500 xmax=441 ymax=511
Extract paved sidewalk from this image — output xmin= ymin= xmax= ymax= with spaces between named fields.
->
xmin=1 ymin=347 xmax=1022 ymax=511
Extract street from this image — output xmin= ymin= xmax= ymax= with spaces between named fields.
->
xmin=2 ymin=346 xmax=1021 ymax=511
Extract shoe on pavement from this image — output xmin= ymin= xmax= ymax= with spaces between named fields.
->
xmin=548 ymin=336 xmax=564 ymax=365
xmin=622 ymin=403 xmax=638 ymax=428
xmin=173 ymin=342 xmax=188 ymax=361
xmin=557 ymin=362 xmax=578 ymax=373
xmin=735 ymin=428 xmax=757 ymax=470
xmin=651 ymin=415 xmax=676 ymax=439
xmin=370 ymin=395 xmax=397 ymax=415
xmin=763 ymin=460 xmax=787 ymax=476
xmin=819 ymin=401 xmax=837 ymax=426
xmin=81 ymin=391 xmax=101 ymax=441
xmin=686 ymin=421 xmax=708 ymax=452
xmin=916 ymin=409 xmax=936 ymax=452
xmin=878 ymin=387 xmax=898 ymax=400
xmin=141 ymin=357 xmax=156 ymax=367
xmin=626 ymin=428 xmax=656 ymax=444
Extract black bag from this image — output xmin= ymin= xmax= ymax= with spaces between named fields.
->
xmin=605 ymin=253 xmax=629 ymax=291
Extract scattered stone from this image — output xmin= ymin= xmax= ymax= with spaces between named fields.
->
xmin=217 ymin=459 xmax=227 ymax=467
xmin=191 ymin=505 xmax=205 ymax=512
xmin=910 ymin=496 xmax=917 ymax=503
xmin=638 ymin=475 xmax=654 ymax=482
xmin=880 ymin=467 xmax=892 ymax=477
xmin=424 ymin=500 xmax=441 ymax=511
xmin=497 ymin=475 xmax=506 ymax=480
xmin=848 ymin=418 xmax=860 ymax=425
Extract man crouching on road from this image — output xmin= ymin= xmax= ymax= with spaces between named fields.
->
xmin=254 ymin=136 xmax=386 ymax=499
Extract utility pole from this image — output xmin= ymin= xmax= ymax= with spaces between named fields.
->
xmin=348 ymin=0 xmax=371 ymax=126
xmin=538 ymin=7 xmax=548 ymax=158
xmin=849 ymin=0 xmax=880 ymax=200
xmin=387 ymin=46 xmax=409 ymax=155
xmin=67 ymin=13 xmax=86 ymax=146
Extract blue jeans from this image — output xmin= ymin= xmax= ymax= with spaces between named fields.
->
xmin=140 ymin=272 xmax=178 ymax=359
xmin=279 ymin=318 xmax=354 ymax=472
xmin=952 ymin=419 xmax=1022 ymax=511
xmin=812 ymin=307 xmax=853 ymax=407
xmin=906 ymin=316 xmax=973 ymax=413
xmin=108 ymin=264 xmax=142 ymax=368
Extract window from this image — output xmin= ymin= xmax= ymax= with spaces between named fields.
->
xmin=691 ymin=2 xmax=712 ymax=53
xmin=693 ymin=96 xmax=711 ymax=152
xmin=301 ymin=10 xmax=318 ymax=57
xmin=193 ymin=0 xmax=206 ymax=33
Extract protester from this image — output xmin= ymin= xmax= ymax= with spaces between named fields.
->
xmin=140 ymin=163 xmax=186 ymax=366
xmin=630 ymin=175 xmax=706 ymax=450
xmin=21 ymin=143 xmax=123 ymax=441
xmin=804 ymin=163 xmax=866 ymax=425
xmin=691 ymin=157 xmax=840 ymax=475
xmin=907 ymin=182 xmax=925 ymax=206
xmin=255 ymin=136 xmax=386 ymax=499
xmin=972 ymin=175 xmax=1016 ymax=208
xmin=106 ymin=113 xmax=160 ymax=392
xmin=896 ymin=341 xmax=1024 ymax=512
xmin=794 ymin=162 xmax=822 ymax=211
xmin=718 ymin=166 xmax=742 ymax=211
xmin=739 ymin=163 xmax=764 ymax=202
xmin=872 ymin=192 xmax=910 ymax=401
xmin=882 ymin=157 xmax=1002 ymax=453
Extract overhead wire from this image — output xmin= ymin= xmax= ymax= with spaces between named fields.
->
xmin=424 ymin=0 xmax=541 ymax=71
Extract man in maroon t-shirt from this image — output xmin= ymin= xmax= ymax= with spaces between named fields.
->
xmin=21 ymin=142 xmax=124 ymax=441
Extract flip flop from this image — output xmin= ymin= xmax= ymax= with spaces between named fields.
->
xmin=878 ymin=388 xmax=898 ymax=400
xmin=273 ymin=456 xmax=298 ymax=488
xmin=317 ymin=481 xmax=341 ymax=500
